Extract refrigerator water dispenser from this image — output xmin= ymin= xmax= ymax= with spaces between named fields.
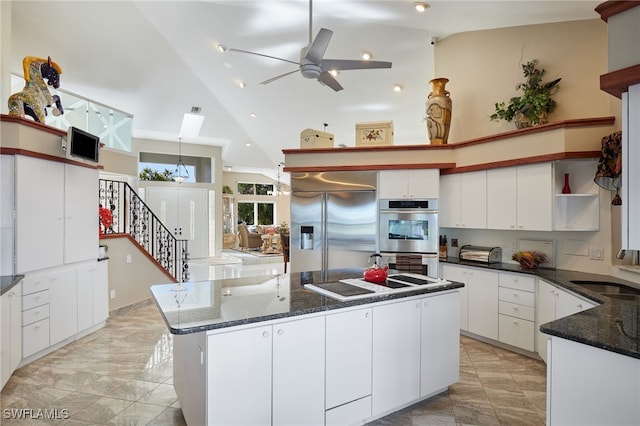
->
xmin=301 ymin=226 xmax=314 ymax=250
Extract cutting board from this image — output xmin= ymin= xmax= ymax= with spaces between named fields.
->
xmin=519 ymin=239 xmax=555 ymax=268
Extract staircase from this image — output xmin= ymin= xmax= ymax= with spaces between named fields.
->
xmin=98 ymin=179 xmax=189 ymax=282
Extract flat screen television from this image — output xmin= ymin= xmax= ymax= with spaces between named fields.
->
xmin=67 ymin=126 xmax=100 ymax=163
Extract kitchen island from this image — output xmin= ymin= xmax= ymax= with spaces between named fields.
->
xmin=150 ymin=269 xmax=464 ymax=426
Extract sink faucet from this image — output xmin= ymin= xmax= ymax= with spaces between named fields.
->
xmin=616 ymin=248 xmax=640 ymax=265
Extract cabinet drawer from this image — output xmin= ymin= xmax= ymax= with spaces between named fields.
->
xmin=22 ymin=276 xmax=50 ymax=295
xmin=22 ymin=318 xmax=50 ymax=358
xmin=498 ymin=287 xmax=534 ymax=307
xmin=22 ymin=304 xmax=50 ymax=326
xmin=498 ymin=314 xmax=534 ymax=352
xmin=326 ymin=395 xmax=371 ymax=426
xmin=499 ymin=273 xmax=535 ymax=292
xmin=22 ymin=290 xmax=50 ymax=311
xmin=498 ymin=300 xmax=535 ymax=321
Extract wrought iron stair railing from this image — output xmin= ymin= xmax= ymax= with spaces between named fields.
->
xmin=99 ymin=179 xmax=189 ymax=282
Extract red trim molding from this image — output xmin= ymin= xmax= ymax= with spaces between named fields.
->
xmin=100 ymin=234 xmax=178 ymax=283
xmin=600 ymin=64 xmax=640 ymax=98
xmin=0 ymin=147 xmax=102 ymax=170
xmin=284 ymin=163 xmax=456 ymax=173
xmin=1 ymin=114 xmax=67 ymax=137
xmin=595 ymin=1 xmax=640 ymax=22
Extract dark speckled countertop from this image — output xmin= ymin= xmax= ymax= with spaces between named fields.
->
xmin=150 ymin=268 xmax=464 ymax=336
xmin=1 ymin=275 xmax=24 ymax=296
xmin=444 ymin=258 xmax=640 ymax=359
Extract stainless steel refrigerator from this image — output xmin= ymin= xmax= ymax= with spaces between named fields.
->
xmin=290 ymin=171 xmax=377 ymax=277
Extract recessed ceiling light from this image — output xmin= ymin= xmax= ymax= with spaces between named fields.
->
xmin=236 ymin=80 xmax=246 ymax=88
xmin=414 ymin=2 xmax=430 ymax=12
xmin=217 ymin=44 xmax=227 ymax=53
xmin=329 ymin=69 xmax=339 ymax=77
xmin=361 ymin=51 xmax=372 ymax=61
xmin=393 ymin=84 xmax=404 ymax=92
xmin=246 ymin=141 xmax=252 ymax=147
xmin=250 ymin=112 xmax=257 ymax=118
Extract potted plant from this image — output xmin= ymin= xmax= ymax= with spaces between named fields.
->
xmin=490 ymin=59 xmax=561 ymax=128
xmin=277 ymin=221 xmax=290 ymax=235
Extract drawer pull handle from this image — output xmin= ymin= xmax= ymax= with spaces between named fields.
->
xmin=513 ymin=320 xmax=518 ymax=325
xmin=513 ymin=305 xmax=518 ymax=310
xmin=262 ymin=331 xmax=269 ymax=338
xmin=277 ymin=329 xmax=285 ymax=336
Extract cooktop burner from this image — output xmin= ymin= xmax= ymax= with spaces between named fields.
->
xmin=387 ymin=274 xmax=448 ymax=286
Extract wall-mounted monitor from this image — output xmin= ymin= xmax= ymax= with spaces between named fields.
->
xmin=67 ymin=126 xmax=100 ymax=163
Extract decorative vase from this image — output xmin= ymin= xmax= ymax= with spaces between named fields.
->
xmin=562 ymin=173 xmax=571 ymax=194
xmin=426 ymin=78 xmax=452 ymax=145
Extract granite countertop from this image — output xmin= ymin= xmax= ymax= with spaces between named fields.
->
xmin=443 ymin=258 xmax=640 ymax=359
xmin=1 ymin=275 xmax=24 ymax=296
xmin=149 ymin=268 xmax=464 ymax=335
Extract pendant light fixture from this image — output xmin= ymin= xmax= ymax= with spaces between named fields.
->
xmin=269 ymin=163 xmax=290 ymax=196
xmin=174 ymin=137 xmax=189 ymax=183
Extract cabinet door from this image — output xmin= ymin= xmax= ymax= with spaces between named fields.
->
xmin=326 ymin=308 xmax=372 ymax=410
xmin=460 ymin=171 xmax=487 ymax=229
xmin=15 ymin=156 xmax=64 ymax=273
xmin=555 ymin=287 xmax=594 ymax=320
xmin=49 ymin=268 xmax=78 ymax=345
xmin=517 ymin=163 xmax=553 ymax=231
xmin=1 ymin=155 xmax=14 ymax=275
xmin=439 ymin=174 xmax=460 ymax=228
xmin=207 ymin=326 xmax=272 ymax=426
xmin=93 ymin=261 xmax=109 ymax=324
xmin=467 ymin=269 xmax=499 ymax=340
xmin=407 ymin=169 xmax=440 ymax=199
xmin=64 ymin=165 xmax=98 ymax=264
xmin=378 ymin=170 xmax=409 ymax=198
xmin=1 ymin=283 xmax=22 ymax=388
xmin=421 ymin=292 xmax=460 ymax=397
xmin=441 ymin=265 xmax=468 ymax=331
xmin=487 ymin=167 xmax=517 ymax=230
xmin=76 ymin=266 xmax=94 ymax=332
xmin=372 ymin=299 xmax=421 ymax=417
xmin=272 ymin=316 xmax=325 ymax=426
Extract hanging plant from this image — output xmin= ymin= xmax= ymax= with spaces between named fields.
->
xmin=490 ymin=59 xmax=561 ymax=128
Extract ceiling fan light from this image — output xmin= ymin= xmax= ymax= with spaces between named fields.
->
xmin=361 ymin=51 xmax=372 ymax=61
xmin=236 ymin=80 xmax=246 ymax=88
xmin=414 ymin=2 xmax=430 ymax=12
xmin=329 ymin=69 xmax=339 ymax=77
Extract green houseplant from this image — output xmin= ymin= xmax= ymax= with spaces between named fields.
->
xmin=490 ymin=59 xmax=561 ymax=128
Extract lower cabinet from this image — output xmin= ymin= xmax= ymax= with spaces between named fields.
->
xmin=194 ymin=290 xmax=461 ymax=426
xmin=547 ymin=336 xmax=640 ymax=426
xmin=1 ymin=282 xmax=22 ymax=389
xmin=77 ymin=261 xmax=109 ymax=333
xmin=206 ymin=316 xmax=325 ymax=426
xmin=49 ymin=268 xmax=78 ymax=346
xmin=498 ymin=273 xmax=536 ymax=352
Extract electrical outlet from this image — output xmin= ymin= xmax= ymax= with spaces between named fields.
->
xmin=110 ymin=290 xmax=116 ymax=299
xmin=589 ymin=247 xmax=604 ymax=261
xmin=126 ymin=254 xmax=132 ymax=264
xmin=511 ymin=241 xmax=518 ymax=252
xmin=451 ymin=238 xmax=458 ymax=248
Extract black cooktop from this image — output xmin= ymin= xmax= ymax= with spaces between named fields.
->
xmin=311 ymin=282 xmax=374 ymax=297
xmin=388 ymin=274 xmax=433 ymax=285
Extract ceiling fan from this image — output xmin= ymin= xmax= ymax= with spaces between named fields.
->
xmin=227 ymin=0 xmax=392 ymax=92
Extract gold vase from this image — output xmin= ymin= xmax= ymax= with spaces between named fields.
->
xmin=426 ymin=78 xmax=452 ymax=144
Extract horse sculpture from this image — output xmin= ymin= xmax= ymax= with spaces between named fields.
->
xmin=8 ymin=56 xmax=63 ymax=123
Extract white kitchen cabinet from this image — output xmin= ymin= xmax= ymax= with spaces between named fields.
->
xmin=0 ymin=155 xmax=14 ymax=275
xmin=49 ymin=268 xmax=78 ymax=346
xmin=378 ymin=169 xmax=439 ymax=199
xmin=76 ymin=261 xmax=109 ymax=333
xmin=536 ymin=280 xmax=597 ymax=363
xmin=15 ymin=156 xmax=64 ymax=273
xmin=553 ymin=160 xmax=600 ymax=231
xmin=441 ymin=264 xmax=469 ymax=331
xmin=325 ymin=308 xmax=372 ymax=421
xmin=548 ymin=336 xmax=640 ymax=426
xmin=145 ymin=186 xmax=210 ymax=259
xmin=420 ymin=291 xmax=460 ymax=397
xmin=21 ymin=274 xmax=51 ymax=358
xmin=486 ymin=163 xmax=553 ymax=231
xmin=439 ymin=171 xmax=486 ymax=229
xmin=206 ymin=316 xmax=325 ymax=426
xmin=372 ymin=298 xmax=421 ymax=417
xmin=15 ymin=156 xmax=98 ymax=274
xmin=498 ymin=273 xmax=536 ymax=351
xmin=487 ymin=167 xmax=517 ymax=229
xmin=1 ymin=282 xmax=22 ymax=389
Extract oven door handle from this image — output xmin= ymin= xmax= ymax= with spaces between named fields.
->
xmin=380 ymin=209 xmax=438 ymax=215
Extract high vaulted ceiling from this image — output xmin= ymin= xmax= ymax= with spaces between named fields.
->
xmin=10 ymin=1 xmax=601 ymax=180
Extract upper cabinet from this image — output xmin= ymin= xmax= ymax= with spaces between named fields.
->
xmin=378 ymin=169 xmax=439 ymax=199
xmin=516 ymin=163 xmax=554 ymax=231
xmin=623 ymin=84 xmax=640 ymax=249
xmin=553 ymin=159 xmax=600 ymax=231
xmin=440 ymin=171 xmax=487 ymax=229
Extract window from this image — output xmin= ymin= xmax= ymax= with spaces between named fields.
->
xmin=238 ymin=202 xmax=274 ymax=225
xmin=237 ymin=182 xmax=274 ymax=195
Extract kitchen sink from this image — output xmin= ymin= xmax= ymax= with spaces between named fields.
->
xmin=599 ymin=293 xmax=640 ymax=301
xmin=570 ymin=280 xmax=640 ymax=295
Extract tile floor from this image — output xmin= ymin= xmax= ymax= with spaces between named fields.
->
xmin=1 ymin=255 xmax=547 ymax=425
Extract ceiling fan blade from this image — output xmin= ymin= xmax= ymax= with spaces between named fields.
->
xmin=260 ymin=69 xmax=300 ymax=85
xmin=321 ymin=59 xmax=392 ymax=71
xmin=305 ymin=28 xmax=333 ymax=64
xmin=228 ymin=48 xmax=300 ymax=66
xmin=317 ymin=71 xmax=343 ymax=92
